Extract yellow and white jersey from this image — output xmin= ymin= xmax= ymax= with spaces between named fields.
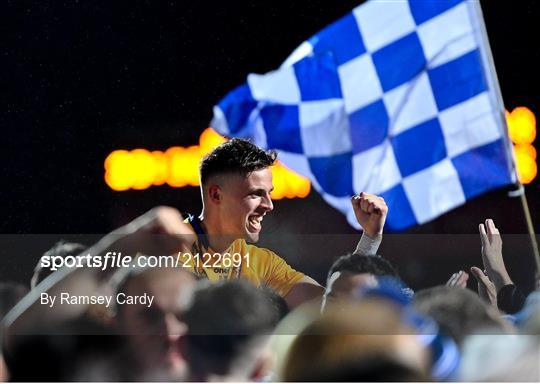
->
xmin=180 ymin=215 xmax=304 ymax=297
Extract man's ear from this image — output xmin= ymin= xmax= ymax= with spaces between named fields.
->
xmin=207 ymin=184 xmax=222 ymax=204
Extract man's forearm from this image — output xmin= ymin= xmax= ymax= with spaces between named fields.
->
xmin=284 ymin=276 xmax=324 ymax=309
xmin=353 ymin=233 xmax=382 ymax=256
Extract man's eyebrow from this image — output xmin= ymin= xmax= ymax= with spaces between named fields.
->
xmin=248 ymin=187 xmax=274 ymax=194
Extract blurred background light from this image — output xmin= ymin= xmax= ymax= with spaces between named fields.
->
xmin=104 ymin=128 xmax=311 ymax=199
xmin=506 ymin=106 xmax=537 ymax=184
xmin=507 ymin=107 xmax=536 ymax=145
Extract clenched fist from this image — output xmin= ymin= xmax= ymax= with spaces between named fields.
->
xmin=351 ymin=192 xmax=388 ymax=238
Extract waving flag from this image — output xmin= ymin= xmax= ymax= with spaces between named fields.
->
xmin=211 ymin=0 xmax=516 ymax=231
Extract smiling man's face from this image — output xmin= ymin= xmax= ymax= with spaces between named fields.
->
xmin=219 ymin=168 xmax=274 ymax=242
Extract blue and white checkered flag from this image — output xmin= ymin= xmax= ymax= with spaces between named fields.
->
xmin=211 ymin=0 xmax=517 ymax=231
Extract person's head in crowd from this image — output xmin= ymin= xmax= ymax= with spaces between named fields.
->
xmin=183 ymin=279 xmax=280 ymax=382
xmin=460 ymin=334 xmax=540 ymax=381
xmin=4 ymin=316 xmax=134 ymax=381
xmin=31 ymin=241 xmax=87 ymax=289
xmin=324 ymin=280 xmax=459 ymax=381
xmin=1 ymin=282 xmax=29 ymax=382
xmin=199 ymin=138 xmax=277 ymax=246
xmin=113 ymin=266 xmax=196 ymax=381
xmin=282 ymin=298 xmax=430 ymax=381
xmin=412 ymin=285 xmax=511 ymax=346
xmin=260 ymin=284 xmax=290 ymax=321
xmin=322 ymin=253 xmax=399 ymax=311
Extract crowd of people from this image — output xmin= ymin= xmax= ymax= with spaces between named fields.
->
xmin=1 ymin=139 xmax=540 ymax=382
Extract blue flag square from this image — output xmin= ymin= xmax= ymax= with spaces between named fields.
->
xmin=310 ymin=13 xmax=366 ymax=66
xmin=452 ymin=139 xmax=513 ymax=200
xmin=260 ymin=105 xmax=304 ymax=153
xmin=309 ymin=152 xmax=354 ymax=197
xmin=391 ymin=118 xmax=447 ymax=178
xmin=372 ymin=32 xmax=426 ymax=92
xmin=349 ymin=99 xmax=389 ymax=154
xmin=428 ymin=49 xmax=488 ymax=112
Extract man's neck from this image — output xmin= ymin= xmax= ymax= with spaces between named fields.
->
xmin=199 ymin=216 xmax=236 ymax=253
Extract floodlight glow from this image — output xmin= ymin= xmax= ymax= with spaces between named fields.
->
xmin=104 ymin=128 xmax=311 ymax=198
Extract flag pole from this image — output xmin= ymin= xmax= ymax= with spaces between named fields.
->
xmin=472 ymin=1 xmax=540 ymax=282
xmin=515 ymin=186 xmax=540 ymax=282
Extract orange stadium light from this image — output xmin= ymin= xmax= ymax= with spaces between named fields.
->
xmin=506 ymin=107 xmax=536 ymax=145
xmin=104 ymin=150 xmax=135 ymax=192
xmin=514 ymin=145 xmax=537 ymax=184
xmin=506 ymin=106 xmax=537 ymax=184
xmin=104 ymin=128 xmax=311 ymax=199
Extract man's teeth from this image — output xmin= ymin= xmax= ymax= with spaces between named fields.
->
xmin=249 ymin=216 xmax=262 ymax=225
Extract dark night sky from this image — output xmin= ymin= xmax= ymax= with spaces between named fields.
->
xmin=2 ymin=1 xmax=540 ymax=288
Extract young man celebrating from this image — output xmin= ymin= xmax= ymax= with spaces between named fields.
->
xmin=177 ymin=138 xmax=388 ymax=308
xmin=5 ymin=139 xmax=388 ymax=331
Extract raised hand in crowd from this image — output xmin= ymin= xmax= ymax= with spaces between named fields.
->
xmin=469 ymin=266 xmax=497 ymax=307
xmin=469 ymin=219 xmax=511 ymax=308
xmin=447 ymin=220 xmax=510 ymax=308
xmin=351 ymin=192 xmax=388 ymax=257
xmin=475 ymin=219 xmax=513 ymax=291
xmin=446 ymin=270 xmax=469 ymax=289
xmin=472 ymin=218 xmax=529 ymax=314
xmin=351 ymin=192 xmax=388 ymax=238
xmin=445 ymin=269 xmax=497 ymax=308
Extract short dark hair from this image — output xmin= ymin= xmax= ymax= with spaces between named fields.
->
xmin=259 ymin=285 xmax=289 ymax=321
xmin=184 ymin=280 xmax=278 ymax=377
xmin=199 ymin=138 xmax=277 ymax=185
xmin=327 ymin=253 xmax=399 ymax=282
xmin=412 ymin=285 xmax=506 ymax=346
